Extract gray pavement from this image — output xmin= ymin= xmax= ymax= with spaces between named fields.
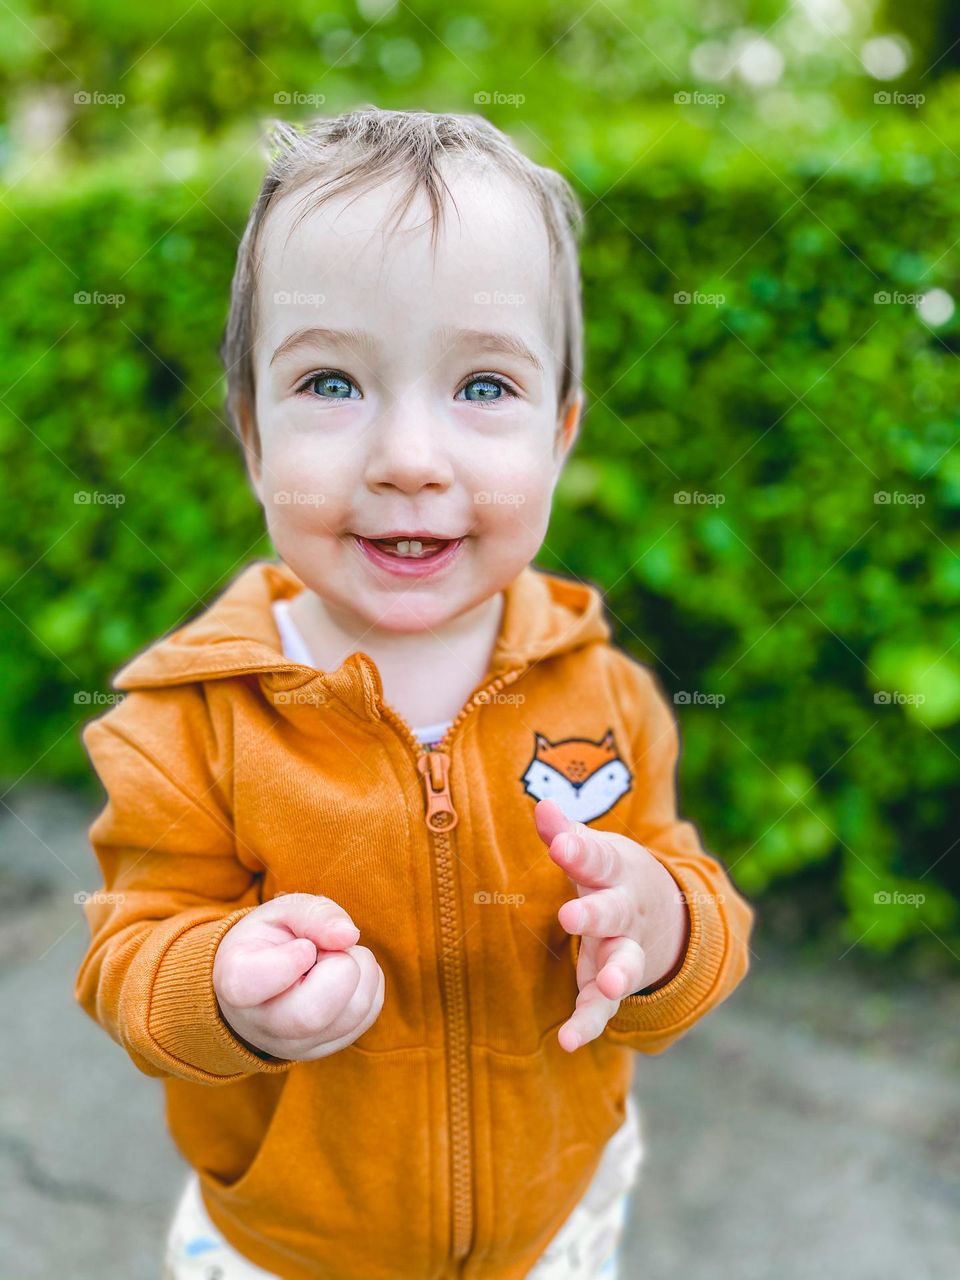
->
xmin=1 ymin=781 xmax=958 ymax=1279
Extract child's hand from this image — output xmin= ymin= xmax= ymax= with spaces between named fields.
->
xmin=534 ymin=799 xmax=690 ymax=1053
xmin=213 ymin=893 xmax=385 ymax=1062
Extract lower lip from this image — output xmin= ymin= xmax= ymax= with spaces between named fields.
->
xmin=353 ymin=535 xmax=466 ymax=578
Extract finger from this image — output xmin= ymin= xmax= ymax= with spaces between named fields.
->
xmin=532 ymin=797 xmax=575 ymax=848
xmin=594 ymin=936 xmax=646 ymax=1001
xmin=257 ymin=892 xmax=361 ymax=951
xmin=558 ymin=978 xmax=620 ymax=1052
xmin=298 ymin=944 xmax=382 ymax=1042
xmin=548 ymin=825 xmax=621 ymax=891
xmin=574 ymin=931 xmax=599 ymax=988
xmin=558 ymin=886 xmax=632 ymax=940
xmin=217 ymin=936 xmax=319 ymax=1008
xmin=299 ymin=961 xmax=386 ymax=1059
xmin=264 ymin=948 xmax=364 ymax=1041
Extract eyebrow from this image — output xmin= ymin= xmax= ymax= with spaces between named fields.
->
xmin=435 ymin=325 xmax=546 ymax=374
xmin=269 ymin=324 xmax=546 ymax=374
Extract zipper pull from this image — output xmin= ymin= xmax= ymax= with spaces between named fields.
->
xmin=416 ymin=751 xmax=459 ymax=831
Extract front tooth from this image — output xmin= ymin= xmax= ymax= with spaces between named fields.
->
xmin=396 ymin=539 xmax=410 ymax=554
xmin=408 ymin=539 xmax=423 ymax=555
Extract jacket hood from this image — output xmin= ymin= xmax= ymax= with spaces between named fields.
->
xmin=110 ymin=557 xmax=612 ymax=693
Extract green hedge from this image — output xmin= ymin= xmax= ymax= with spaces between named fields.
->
xmin=2 ymin=98 xmax=958 ymax=960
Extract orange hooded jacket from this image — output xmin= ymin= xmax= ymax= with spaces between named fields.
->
xmin=74 ymin=556 xmax=755 ymax=1280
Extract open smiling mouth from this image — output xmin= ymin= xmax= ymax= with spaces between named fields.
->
xmin=352 ymin=533 xmax=466 ymax=576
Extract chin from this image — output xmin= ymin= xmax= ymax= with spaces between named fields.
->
xmin=354 ymin=595 xmax=462 ymax=634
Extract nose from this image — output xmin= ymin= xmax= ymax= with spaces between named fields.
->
xmin=362 ymin=399 xmax=455 ymax=495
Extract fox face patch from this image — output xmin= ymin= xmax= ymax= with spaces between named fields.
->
xmin=520 ymin=729 xmax=633 ymax=824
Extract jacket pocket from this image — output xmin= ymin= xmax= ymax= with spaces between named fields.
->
xmin=579 ymin=1033 xmax=631 ymax=1137
xmin=474 ymin=1022 xmax=632 ymax=1271
xmin=200 ymin=1045 xmax=441 ymax=1280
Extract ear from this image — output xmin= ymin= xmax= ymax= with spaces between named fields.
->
xmin=237 ymin=395 xmax=264 ymax=505
xmin=553 ymin=389 xmax=583 ymax=471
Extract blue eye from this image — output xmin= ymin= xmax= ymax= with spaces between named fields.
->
xmin=458 ymin=375 xmax=519 ymax=404
xmin=294 ymin=371 xmax=519 ymax=404
xmin=296 ymin=371 xmax=360 ymax=400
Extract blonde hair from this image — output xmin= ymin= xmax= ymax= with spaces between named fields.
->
xmin=218 ymin=105 xmax=585 ymax=448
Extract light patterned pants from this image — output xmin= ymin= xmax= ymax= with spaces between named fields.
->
xmin=163 ymin=1095 xmax=643 ymax=1280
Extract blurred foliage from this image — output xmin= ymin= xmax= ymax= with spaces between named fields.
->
xmin=1 ymin=0 xmax=958 ymax=964
xmin=0 ymin=0 xmax=946 ymax=168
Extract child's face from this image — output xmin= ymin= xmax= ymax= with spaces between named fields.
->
xmin=243 ymin=163 xmax=581 ymax=636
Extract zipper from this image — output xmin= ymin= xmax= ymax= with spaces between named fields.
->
xmin=370 ymin=663 xmax=525 ymax=1266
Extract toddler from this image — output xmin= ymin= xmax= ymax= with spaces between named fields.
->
xmin=75 ymin=106 xmax=755 ymax=1279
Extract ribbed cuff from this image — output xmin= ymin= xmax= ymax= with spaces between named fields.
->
xmin=569 ymin=855 xmax=726 ymax=1039
xmin=148 ymin=906 xmax=294 ymax=1081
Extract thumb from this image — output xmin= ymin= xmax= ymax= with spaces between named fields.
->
xmin=255 ymin=892 xmax=361 ymax=953
xmin=533 ymin=797 xmax=577 ymax=848
xmin=217 ymin=936 xmax=319 ymax=1008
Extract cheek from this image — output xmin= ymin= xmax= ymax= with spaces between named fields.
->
xmin=257 ymin=438 xmax=349 ymax=536
xmin=466 ymin=445 xmax=556 ymax=535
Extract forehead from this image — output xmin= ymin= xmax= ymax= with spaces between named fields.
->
xmin=255 ymin=161 xmax=556 ymax=344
